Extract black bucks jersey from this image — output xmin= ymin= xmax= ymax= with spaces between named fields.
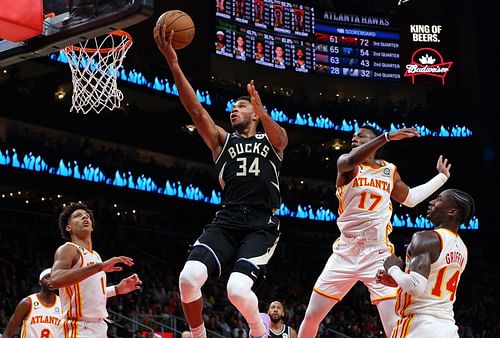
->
xmin=215 ymin=132 xmax=282 ymax=209
xmin=269 ymin=323 xmax=293 ymax=338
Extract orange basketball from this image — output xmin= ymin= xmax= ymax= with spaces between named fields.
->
xmin=155 ymin=10 xmax=195 ymax=50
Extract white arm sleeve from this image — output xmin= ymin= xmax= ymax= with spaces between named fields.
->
xmin=402 ymin=173 xmax=448 ymax=207
xmin=388 ymin=266 xmax=427 ymax=297
xmin=106 ymin=285 xmax=117 ymax=298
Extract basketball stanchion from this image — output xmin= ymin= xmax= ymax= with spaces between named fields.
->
xmin=63 ymin=30 xmax=133 ymax=114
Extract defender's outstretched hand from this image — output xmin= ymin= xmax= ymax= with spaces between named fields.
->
xmin=387 ymin=128 xmax=420 ymax=141
xmin=100 ymin=256 xmax=134 ymax=273
xmin=436 ymin=155 xmax=451 ymax=178
xmin=117 ymin=273 xmax=142 ymax=295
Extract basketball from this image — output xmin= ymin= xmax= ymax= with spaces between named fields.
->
xmin=155 ymin=10 xmax=195 ymax=50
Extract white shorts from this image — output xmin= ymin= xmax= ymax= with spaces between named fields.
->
xmin=62 ymin=319 xmax=108 ymax=338
xmin=313 ymin=236 xmax=397 ymax=303
xmin=392 ymin=314 xmax=458 ymax=338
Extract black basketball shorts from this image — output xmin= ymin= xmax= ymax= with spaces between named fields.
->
xmin=187 ymin=205 xmax=281 ymax=280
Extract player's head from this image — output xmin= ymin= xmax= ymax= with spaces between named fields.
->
xmin=427 ymin=189 xmax=475 ymax=229
xmin=296 ymin=46 xmax=305 ymax=59
xmin=230 ymin=96 xmax=258 ymax=132
xmin=351 ymin=124 xmax=381 ymax=148
xmin=256 ymin=40 xmax=264 ymax=53
xmin=256 ymin=1 xmax=262 ymax=12
xmin=236 ymin=0 xmax=245 ymax=14
xmin=236 ymin=35 xmax=245 ymax=47
xmin=296 ymin=11 xmax=303 ymax=22
xmin=275 ymin=45 xmax=284 ymax=57
xmin=58 ymin=202 xmax=95 ymax=240
xmin=216 ymin=31 xmax=225 ymax=42
xmin=39 ymin=268 xmax=56 ymax=292
xmin=267 ymin=300 xmax=285 ymax=323
xmin=275 ymin=7 xmax=283 ymax=20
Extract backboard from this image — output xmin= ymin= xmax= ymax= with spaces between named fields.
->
xmin=0 ymin=0 xmax=153 ymax=68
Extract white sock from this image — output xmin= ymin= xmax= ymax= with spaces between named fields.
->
xmin=190 ymin=323 xmax=207 ymax=338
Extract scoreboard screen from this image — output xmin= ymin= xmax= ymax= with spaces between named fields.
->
xmin=214 ymin=0 xmax=401 ymax=82
xmin=314 ymin=21 xmax=401 ymax=80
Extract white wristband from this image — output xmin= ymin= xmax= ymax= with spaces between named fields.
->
xmin=388 ymin=266 xmax=427 ymax=297
xmin=106 ymin=285 xmax=117 ymax=298
xmin=402 ymin=173 xmax=449 ymax=208
xmin=384 ymin=132 xmax=391 ymax=141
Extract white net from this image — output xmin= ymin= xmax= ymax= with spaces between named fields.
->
xmin=63 ymin=30 xmax=133 ymax=114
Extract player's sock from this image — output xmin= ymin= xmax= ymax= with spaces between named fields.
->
xmin=190 ymin=323 xmax=206 ymax=338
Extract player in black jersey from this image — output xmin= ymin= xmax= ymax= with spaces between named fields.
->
xmin=268 ymin=301 xmax=298 ymax=338
xmin=154 ymin=26 xmax=288 ymax=338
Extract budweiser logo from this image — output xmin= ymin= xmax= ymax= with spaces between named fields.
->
xmin=404 ymin=47 xmax=453 ymax=85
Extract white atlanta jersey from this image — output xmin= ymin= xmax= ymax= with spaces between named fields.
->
xmin=59 ymin=242 xmax=108 ymax=321
xmin=336 ymin=161 xmax=396 ymax=240
xmin=21 ymin=294 xmax=62 ymax=338
xmin=395 ymin=228 xmax=468 ymax=321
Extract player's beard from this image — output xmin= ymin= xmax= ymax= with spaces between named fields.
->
xmin=232 ymin=118 xmax=251 ymax=134
xmin=270 ymin=315 xmax=283 ymax=324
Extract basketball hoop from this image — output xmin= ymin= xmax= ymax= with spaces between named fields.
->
xmin=63 ymin=30 xmax=133 ymax=114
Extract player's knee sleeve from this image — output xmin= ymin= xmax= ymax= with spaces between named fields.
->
xmin=178 ymin=260 xmax=208 ymax=304
xmin=187 ymin=244 xmax=220 ymax=277
xmin=226 ymin=272 xmax=254 ymax=306
xmin=233 ymin=258 xmax=262 ymax=283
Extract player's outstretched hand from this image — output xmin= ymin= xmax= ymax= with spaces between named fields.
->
xmin=154 ymin=26 xmax=178 ymax=65
xmin=247 ymin=80 xmax=266 ymax=118
xmin=117 ymin=273 xmax=142 ymax=295
xmin=100 ymin=256 xmax=134 ymax=273
xmin=387 ymin=128 xmax=420 ymax=141
xmin=376 ymin=269 xmax=398 ymax=287
xmin=436 ymin=155 xmax=451 ymax=178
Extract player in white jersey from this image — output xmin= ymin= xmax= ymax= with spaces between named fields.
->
xmin=2 ymin=268 xmax=61 ymax=338
xmin=298 ymin=125 xmax=451 ymax=338
xmin=377 ymin=189 xmax=474 ymax=338
xmin=50 ymin=202 xmax=143 ymax=338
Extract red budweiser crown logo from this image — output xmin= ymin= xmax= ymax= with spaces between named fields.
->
xmin=404 ymin=47 xmax=453 ymax=85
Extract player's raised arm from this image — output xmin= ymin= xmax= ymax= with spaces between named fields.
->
xmin=338 ymin=128 xmax=419 ymax=174
xmin=247 ymin=80 xmax=288 ymax=157
xmin=153 ymin=26 xmax=226 ymax=160
xmin=391 ymin=155 xmax=451 ymax=205
xmin=50 ymin=244 xmax=134 ymax=288
xmin=336 ymin=127 xmax=420 ymax=186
